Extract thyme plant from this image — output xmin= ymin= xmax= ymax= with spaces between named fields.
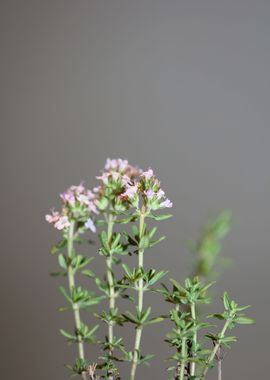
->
xmin=46 ymin=184 xmax=104 ymax=373
xmin=46 ymin=158 xmax=254 ymax=380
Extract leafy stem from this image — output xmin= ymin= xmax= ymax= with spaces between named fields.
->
xmin=179 ymin=337 xmax=187 ymax=380
xmin=130 ymin=210 xmax=145 ymax=380
xmin=203 ymin=319 xmax=230 ymax=377
xmin=106 ymin=212 xmax=115 ymax=379
xmin=67 ymin=220 xmax=85 ymax=360
xmin=190 ymin=302 xmax=197 ymax=376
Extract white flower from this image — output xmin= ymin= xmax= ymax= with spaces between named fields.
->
xmin=77 ymin=193 xmax=90 ymax=205
xmin=141 ymin=168 xmax=154 ymax=180
xmin=85 ymin=218 xmax=96 ymax=233
xmin=156 ymin=189 xmax=165 ymax=199
xmin=159 ymin=198 xmax=173 ymax=208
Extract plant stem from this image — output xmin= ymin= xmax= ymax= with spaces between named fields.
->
xmin=190 ymin=302 xmax=197 ymax=377
xmin=67 ymin=221 xmax=85 ymax=360
xmin=179 ymin=337 xmax=187 ymax=380
xmin=106 ymin=213 xmax=115 ymax=380
xmin=130 ymin=212 xmax=145 ymax=380
xmin=218 ymin=359 xmax=222 ymax=380
xmin=174 ymin=304 xmax=181 ymax=380
xmin=203 ymin=320 xmax=230 ymax=377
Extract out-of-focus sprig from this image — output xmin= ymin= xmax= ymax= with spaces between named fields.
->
xmin=188 ymin=211 xmax=232 ymax=280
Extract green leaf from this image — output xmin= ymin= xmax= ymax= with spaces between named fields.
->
xmin=149 ymin=226 xmax=157 ymax=239
xmin=223 ymin=292 xmax=231 ymax=310
xmin=59 ymin=286 xmax=72 ymax=303
xmin=81 ymin=269 xmax=95 ymax=278
xmin=150 ymin=214 xmax=173 ymax=221
xmin=116 ymin=216 xmax=136 ymax=224
xmin=149 ymin=236 xmax=166 ymax=248
xmin=139 ymin=235 xmax=150 ymax=250
xmin=122 ymin=311 xmax=139 ymax=325
xmin=122 ymin=263 xmax=132 ymax=278
xmin=147 ymin=270 xmax=168 ymax=286
xmin=145 ymin=315 xmax=167 ymax=325
xmin=100 ymin=231 xmax=109 ymax=252
xmin=235 ymin=317 xmax=255 ymax=325
xmin=139 ymin=353 xmax=155 ymax=365
xmin=210 ymin=313 xmax=225 ymax=320
xmin=139 ymin=307 xmax=151 ymax=324
xmin=50 ymin=238 xmax=67 ymax=254
xmin=50 ymin=271 xmax=67 ymax=277
xmin=58 ymin=254 xmax=67 ymax=269
xmin=59 ymin=329 xmax=77 ymax=342
xmin=170 ymin=279 xmax=187 ymax=294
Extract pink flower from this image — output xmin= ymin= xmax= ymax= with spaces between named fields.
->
xmin=105 ymin=158 xmax=129 ymax=172
xmin=70 ymin=183 xmax=85 ymax=194
xmin=60 ymin=191 xmax=76 ymax=206
xmin=121 ymin=175 xmax=131 ymax=185
xmin=160 ymin=198 xmax=173 ymax=208
xmin=122 ymin=184 xmax=138 ymax=199
xmin=77 ymin=193 xmax=90 ymax=205
xmin=141 ymin=168 xmax=154 ymax=180
xmin=54 ymin=216 xmax=70 ymax=230
xmin=93 ymin=186 xmax=102 ymax=193
xmin=157 ymin=189 xmax=165 ymax=199
xmin=85 ymin=218 xmax=96 ymax=233
xmin=111 ymin=171 xmax=121 ymax=181
xmin=145 ymin=189 xmax=155 ymax=200
xmin=45 ymin=210 xmax=60 ymax=224
xmin=96 ymin=172 xmax=110 ymax=184
xmin=88 ymin=201 xmax=99 ymax=215
xmin=86 ymin=190 xmax=95 ymax=200
xmin=104 ymin=158 xmax=118 ymax=171
xmin=118 ymin=159 xmax=129 ymax=172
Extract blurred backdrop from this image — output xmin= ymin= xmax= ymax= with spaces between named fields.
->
xmin=1 ymin=1 xmax=270 ymax=379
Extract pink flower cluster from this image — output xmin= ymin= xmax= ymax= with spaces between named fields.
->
xmin=46 ymin=159 xmax=173 ymax=233
xmin=104 ymin=158 xmax=142 ymax=178
xmin=46 ymin=183 xmax=98 ymax=232
xmin=96 ymin=158 xmax=141 ymax=187
xmin=45 ymin=210 xmax=70 ymax=230
xmin=121 ymin=167 xmax=173 ymax=211
xmin=60 ymin=184 xmax=98 ymax=215
xmin=94 ymin=158 xmax=142 ymax=211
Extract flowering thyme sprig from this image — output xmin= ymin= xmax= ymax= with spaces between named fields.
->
xmin=93 ymin=158 xmax=142 ymax=379
xmin=119 ymin=167 xmax=173 ymax=380
xmin=46 ymin=183 xmax=98 ymax=232
xmin=46 ymin=184 xmax=103 ymax=376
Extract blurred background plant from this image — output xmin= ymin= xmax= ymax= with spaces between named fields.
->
xmin=187 ymin=210 xmax=232 ymax=283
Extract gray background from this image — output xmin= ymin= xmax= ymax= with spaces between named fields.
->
xmin=1 ymin=0 xmax=270 ymax=379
